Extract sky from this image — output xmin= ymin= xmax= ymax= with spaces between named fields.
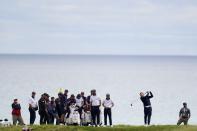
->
xmin=0 ymin=0 xmax=197 ymax=55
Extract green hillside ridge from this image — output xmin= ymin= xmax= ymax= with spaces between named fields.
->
xmin=0 ymin=125 xmax=197 ymax=131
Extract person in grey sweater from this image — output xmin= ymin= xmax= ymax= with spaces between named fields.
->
xmin=177 ymin=102 xmax=191 ymax=125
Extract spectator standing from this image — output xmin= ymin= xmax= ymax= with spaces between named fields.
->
xmin=90 ymin=90 xmax=101 ymax=127
xmin=103 ymin=94 xmax=114 ymax=126
xmin=11 ymin=99 xmax=25 ymax=125
xmin=28 ymin=91 xmax=38 ymax=125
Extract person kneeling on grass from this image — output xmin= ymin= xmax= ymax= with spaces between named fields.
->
xmin=177 ymin=102 xmax=191 ymax=126
xmin=102 ymin=94 xmax=114 ymax=127
xmin=11 ymin=99 xmax=25 ymax=125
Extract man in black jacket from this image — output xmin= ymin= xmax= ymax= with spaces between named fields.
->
xmin=38 ymin=93 xmax=49 ymax=125
xmin=140 ymin=91 xmax=153 ymax=125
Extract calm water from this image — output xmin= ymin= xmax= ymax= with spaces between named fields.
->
xmin=0 ymin=55 xmax=197 ymax=125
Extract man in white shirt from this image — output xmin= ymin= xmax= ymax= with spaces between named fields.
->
xmin=102 ymin=94 xmax=114 ymax=126
xmin=90 ymin=89 xmax=101 ymax=126
xmin=28 ymin=91 xmax=38 ymax=125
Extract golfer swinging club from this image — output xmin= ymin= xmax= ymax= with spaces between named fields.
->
xmin=140 ymin=91 xmax=153 ymax=126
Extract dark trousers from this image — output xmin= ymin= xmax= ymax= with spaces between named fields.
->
xmin=177 ymin=117 xmax=189 ymax=125
xmin=49 ymin=115 xmax=55 ymax=124
xmin=144 ymin=107 xmax=152 ymax=125
xmin=104 ymin=108 xmax=112 ymax=125
xmin=77 ymin=107 xmax=83 ymax=119
xmin=29 ymin=108 xmax=36 ymax=125
xmin=39 ymin=112 xmax=45 ymax=124
xmin=49 ymin=113 xmax=60 ymax=125
xmin=39 ymin=111 xmax=49 ymax=125
xmin=91 ymin=106 xmax=100 ymax=126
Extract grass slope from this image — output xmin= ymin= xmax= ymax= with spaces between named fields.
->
xmin=0 ymin=125 xmax=197 ymax=131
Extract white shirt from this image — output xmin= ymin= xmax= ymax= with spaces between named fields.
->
xmin=90 ymin=95 xmax=101 ymax=106
xmin=76 ymin=98 xmax=84 ymax=107
xmin=103 ymin=99 xmax=114 ymax=108
xmin=28 ymin=96 xmax=37 ymax=108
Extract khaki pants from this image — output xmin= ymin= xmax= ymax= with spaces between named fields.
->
xmin=12 ymin=115 xmax=25 ymax=125
xmin=177 ymin=117 xmax=189 ymax=125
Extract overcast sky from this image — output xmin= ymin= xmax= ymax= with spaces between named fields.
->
xmin=0 ymin=0 xmax=197 ymax=55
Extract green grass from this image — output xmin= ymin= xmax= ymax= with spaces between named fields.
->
xmin=0 ymin=125 xmax=197 ymax=131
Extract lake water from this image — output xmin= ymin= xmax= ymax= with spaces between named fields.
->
xmin=0 ymin=55 xmax=197 ymax=125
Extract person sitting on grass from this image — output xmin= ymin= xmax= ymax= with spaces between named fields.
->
xmin=11 ymin=99 xmax=25 ymax=125
xmin=177 ymin=102 xmax=191 ymax=126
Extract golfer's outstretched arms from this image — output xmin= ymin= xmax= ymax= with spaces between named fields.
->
xmin=148 ymin=91 xmax=153 ymax=99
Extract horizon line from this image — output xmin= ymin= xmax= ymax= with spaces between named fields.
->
xmin=0 ymin=53 xmax=197 ymax=57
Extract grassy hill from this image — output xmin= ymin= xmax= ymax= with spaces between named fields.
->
xmin=0 ymin=125 xmax=197 ymax=131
